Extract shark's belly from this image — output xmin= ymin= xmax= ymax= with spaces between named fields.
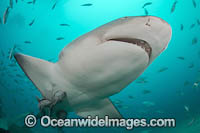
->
xmin=58 ymin=42 xmax=149 ymax=107
xmin=67 ymin=65 xmax=146 ymax=109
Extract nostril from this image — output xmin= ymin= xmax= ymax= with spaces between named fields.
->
xmin=145 ymin=18 xmax=151 ymax=27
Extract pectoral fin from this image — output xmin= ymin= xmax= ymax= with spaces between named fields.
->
xmin=14 ymin=53 xmax=54 ymax=100
xmin=75 ymin=98 xmax=122 ymax=118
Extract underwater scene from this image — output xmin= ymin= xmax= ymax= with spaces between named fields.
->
xmin=0 ymin=0 xmax=200 ymax=133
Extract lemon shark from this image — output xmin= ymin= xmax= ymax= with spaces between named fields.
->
xmin=14 ymin=16 xmax=172 ymax=118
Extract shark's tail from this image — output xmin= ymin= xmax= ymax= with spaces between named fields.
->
xmin=14 ymin=53 xmax=55 ymax=99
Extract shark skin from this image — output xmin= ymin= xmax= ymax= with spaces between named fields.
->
xmin=14 ymin=16 xmax=172 ymax=118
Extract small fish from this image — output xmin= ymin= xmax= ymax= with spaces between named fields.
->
xmin=16 ymin=0 xmax=18 ymax=3
xmin=136 ymin=78 xmax=148 ymax=83
xmin=60 ymin=24 xmax=70 ymax=27
xmin=52 ymin=2 xmax=57 ymax=10
xmin=81 ymin=3 xmax=93 ymax=6
xmin=9 ymin=45 xmax=16 ymax=60
xmin=16 ymin=74 xmax=23 ymax=78
xmin=113 ymin=100 xmax=122 ymax=104
xmin=180 ymin=24 xmax=184 ymax=31
xmin=16 ymin=47 xmax=23 ymax=52
xmin=8 ymin=64 xmax=16 ymax=67
xmin=33 ymin=0 xmax=36 ymax=4
xmin=192 ymin=0 xmax=197 ymax=8
xmin=24 ymin=41 xmax=32 ymax=44
xmin=0 ymin=17 xmax=2 ymax=24
xmin=171 ymin=1 xmax=178 ymax=13
xmin=188 ymin=63 xmax=194 ymax=68
xmin=197 ymin=19 xmax=200 ymax=25
xmin=143 ymin=101 xmax=155 ymax=107
xmin=142 ymin=2 xmax=152 ymax=8
xmin=10 ymin=0 xmax=13 ymax=8
xmin=56 ymin=37 xmax=64 ymax=40
xmin=27 ymin=1 xmax=33 ymax=4
xmin=190 ymin=23 xmax=195 ymax=29
xmin=143 ymin=90 xmax=151 ymax=94
xmin=188 ymin=118 xmax=195 ymax=126
xmin=3 ymin=7 xmax=10 ymax=24
xmin=177 ymin=56 xmax=185 ymax=60
xmin=29 ymin=19 xmax=35 ymax=26
xmin=184 ymin=105 xmax=189 ymax=112
xmin=158 ymin=67 xmax=168 ymax=73
xmin=192 ymin=37 xmax=198 ymax=45
xmin=128 ymin=95 xmax=134 ymax=99
xmin=144 ymin=8 xmax=149 ymax=16
xmin=193 ymin=82 xmax=199 ymax=88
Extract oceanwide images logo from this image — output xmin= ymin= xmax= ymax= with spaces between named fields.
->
xmin=24 ymin=114 xmax=176 ymax=130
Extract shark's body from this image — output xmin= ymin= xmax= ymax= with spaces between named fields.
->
xmin=15 ymin=16 xmax=172 ymax=118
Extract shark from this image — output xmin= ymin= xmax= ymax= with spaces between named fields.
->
xmin=14 ymin=16 xmax=172 ymax=119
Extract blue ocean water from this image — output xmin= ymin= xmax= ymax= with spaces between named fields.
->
xmin=0 ymin=0 xmax=200 ymax=133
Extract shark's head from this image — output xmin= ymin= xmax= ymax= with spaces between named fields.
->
xmin=99 ymin=16 xmax=172 ymax=64
xmin=65 ymin=16 xmax=172 ymax=67
xmin=56 ymin=16 xmax=172 ymax=96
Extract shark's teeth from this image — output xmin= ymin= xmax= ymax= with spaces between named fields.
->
xmin=108 ymin=38 xmax=152 ymax=58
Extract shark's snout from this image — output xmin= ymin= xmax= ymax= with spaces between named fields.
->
xmin=147 ymin=16 xmax=170 ymax=25
xmin=138 ymin=16 xmax=172 ymax=63
xmin=104 ymin=16 xmax=172 ymax=61
xmin=144 ymin=16 xmax=172 ymax=33
xmin=147 ymin=16 xmax=172 ymax=33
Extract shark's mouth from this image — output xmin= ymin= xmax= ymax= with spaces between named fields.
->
xmin=108 ymin=38 xmax=152 ymax=58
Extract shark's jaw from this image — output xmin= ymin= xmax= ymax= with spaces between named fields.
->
xmin=108 ymin=38 xmax=152 ymax=58
xmin=99 ymin=16 xmax=172 ymax=64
